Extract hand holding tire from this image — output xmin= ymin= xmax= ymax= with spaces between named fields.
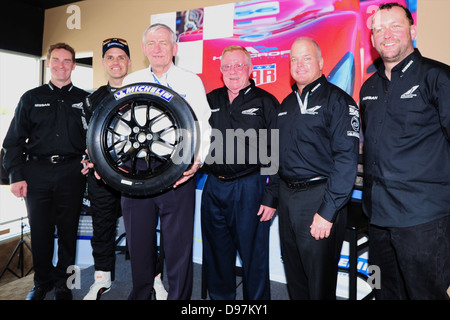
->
xmin=86 ymin=83 xmax=198 ymax=196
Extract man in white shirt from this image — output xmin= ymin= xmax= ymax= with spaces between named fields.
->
xmin=120 ymin=23 xmax=211 ymax=300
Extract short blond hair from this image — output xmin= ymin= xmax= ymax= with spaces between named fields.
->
xmin=221 ymin=45 xmax=252 ymax=65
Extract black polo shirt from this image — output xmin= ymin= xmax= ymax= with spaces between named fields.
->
xmin=83 ymin=83 xmax=117 ymax=123
xmin=277 ymin=75 xmax=360 ymax=222
xmin=2 ymin=82 xmax=88 ymax=183
xmin=360 ymin=49 xmax=450 ymax=227
xmin=204 ymin=79 xmax=280 ymax=207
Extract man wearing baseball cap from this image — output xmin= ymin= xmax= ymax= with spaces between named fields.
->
xmin=101 ymin=38 xmax=130 ymax=62
xmin=82 ymin=38 xmax=130 ymax=300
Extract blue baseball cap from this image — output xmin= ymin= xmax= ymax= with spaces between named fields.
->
xmin=102 ymin=38 xmax=130 ymax=58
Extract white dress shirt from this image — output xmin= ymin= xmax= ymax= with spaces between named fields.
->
xmin=123 ymin=63 xmax=212 ymax=164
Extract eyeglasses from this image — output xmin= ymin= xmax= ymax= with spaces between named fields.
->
xmin=102 ymin=38 xmax=128 ymax=46
xmin=221 ymin=63 xmax=248 ymax=72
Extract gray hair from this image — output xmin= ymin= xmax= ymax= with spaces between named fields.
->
xmin=142 ymin=23 xmax=177 ymax=44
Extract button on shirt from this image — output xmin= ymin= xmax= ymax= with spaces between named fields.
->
xmin=277 ymin=75 xmax=360 ymax=222
xmin=2 ymin=82 xmax=89 ymax=183
xmin=360 ymin=49 xmax=450 ymax=227
xmin=122 ymin=64 xmax=212 ymax=163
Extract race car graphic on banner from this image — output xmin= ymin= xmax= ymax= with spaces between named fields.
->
xmin=173 ymin=0 xmax=416 ymax=103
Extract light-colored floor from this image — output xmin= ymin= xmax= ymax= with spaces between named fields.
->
xmin=0 ymin=273 xmax=34 ymax=300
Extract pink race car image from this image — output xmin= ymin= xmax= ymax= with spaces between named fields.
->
xmin=177 ymin=0 xmax=416 ymax=102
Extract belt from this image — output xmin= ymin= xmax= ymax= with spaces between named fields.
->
xmin=283 ymin=176 xmax=328 ymax=190
xmin=28 ymin=154 xmax=81 ymax=164
xmin=214 ymin=166 xmax=260 ymax=181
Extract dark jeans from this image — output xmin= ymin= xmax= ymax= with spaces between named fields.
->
xmin=369 ymin=215 xmax=450 ymax=300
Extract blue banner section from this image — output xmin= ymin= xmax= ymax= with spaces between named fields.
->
xmin=338 ymin=254 xmax=370 ymax=276
xmin=195 ymin=173 xmax=208 ymax=190
xmin=351 ymin=189 xmax=362 ymax=200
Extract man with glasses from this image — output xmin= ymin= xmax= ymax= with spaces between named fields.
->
xmin=276 ymin=38 xmax=359 ymax=299
xmin=119 ymin=23 xmax=211 ymax=300
xmin=201 ymin=45 xmax=279 ymax=300
xmin=82 ymin=38 xmax=132 ymax=300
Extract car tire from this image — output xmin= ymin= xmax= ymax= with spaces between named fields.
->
xmin=86 ymin=82 xmax=198 ymax=196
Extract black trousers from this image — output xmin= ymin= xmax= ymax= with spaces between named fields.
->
xmin=201 ymin=173 xmax=271 ymax=300
xmin=87 ymin=171 xmax=121 ymax=279
xmin=23 ymin=158 xmax=85 ymax=287
xmin=121 ymin=178 xmax=195 ymax=300
xmin=278 ymin=180 xmax=346 ymax=300
xmin=369 ymin=215 xmax=450 ymax=300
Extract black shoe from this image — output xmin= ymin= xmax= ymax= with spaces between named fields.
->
xmin=54 ymin=286 xmax=73 ymax=300
xmin=25 ymin=285 xmax=53 ymax=300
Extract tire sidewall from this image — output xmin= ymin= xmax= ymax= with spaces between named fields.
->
xmin=87 ymin=82 xmax=197 ymax=196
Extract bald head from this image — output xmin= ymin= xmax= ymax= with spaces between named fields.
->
xmin=289 ymin=37 xmax=323 ymax=92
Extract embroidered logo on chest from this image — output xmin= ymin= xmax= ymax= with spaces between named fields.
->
xmin=241 ymin=107 xmax=259 ymax=116
xmin=400 ymin=85 xmax=419 ymax=99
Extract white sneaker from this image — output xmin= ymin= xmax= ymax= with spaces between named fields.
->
xmin=83 ymin=271 xmax=112 ymax=300
xmin=153 ymin=273 xmax=168 ymax=300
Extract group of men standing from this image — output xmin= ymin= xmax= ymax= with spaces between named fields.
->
xmin=1 ymin=3 xmax=449 ymax=301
